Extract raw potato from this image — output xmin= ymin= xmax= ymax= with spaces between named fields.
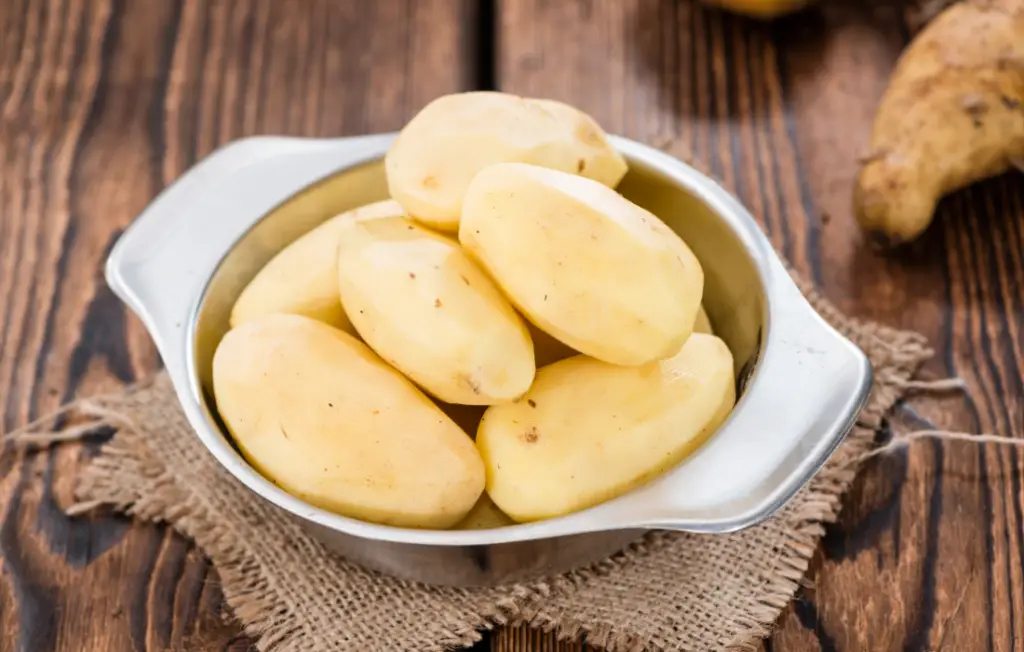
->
xmin=694 ymin=304 xmax=714 ymax=335
xmin=454 ymin=494 xmax=516 ymax=530
xmin=385 ymin=91 xmax=628 ymax=231
xmin=212 ymin=313 xmax=485 ymax=529
xmin=336 ymin=216 xmax=535 ymax=405
xmin=460 ymin=162 xmax=705 ymax=367
xmin=477 ymin=333 xmax=737 ymax=523
xmin=230 ymin=199 xmax=404 ymax=332
xmin=853 ymin=0 xmax=1024 ymax=244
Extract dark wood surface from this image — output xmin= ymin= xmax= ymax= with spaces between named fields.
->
xmin=1 ymin=1 xmax=1021 ymax=650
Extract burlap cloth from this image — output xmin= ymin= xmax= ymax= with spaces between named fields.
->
xmin=56 ymin=276 xmax=930 ymax=652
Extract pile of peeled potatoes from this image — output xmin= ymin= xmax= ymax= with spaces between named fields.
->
xmin=212 ymin=91 xmax=738 ymax=531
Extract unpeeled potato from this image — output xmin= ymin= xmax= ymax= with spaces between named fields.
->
xmin=460 ymin=163 xmax=705 ymax=367
xmin=336 ymin=216 xmax=535 ymax=405
xmin=385 ymin=91 xmax=628 ymax=231
xmin=853 ymin=0 xmax=1024 ymax=244
xmin=477 ymin=333 xmax=736 ymax=523
xmin=212 ymin=313 xmax=485 ymax=529
xmin=230 ymin=199 xmax=404 ymax=332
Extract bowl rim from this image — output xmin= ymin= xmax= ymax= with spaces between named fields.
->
xmin=108 ymin=133 xmax=870 ymax=549
xmin=176 ymin=135 xmax=795 ymax=547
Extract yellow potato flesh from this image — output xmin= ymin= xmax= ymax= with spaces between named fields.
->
xmin=477 ymin=333 xmax=736 ymax=523
xmin=212 ymin=313 xmax=485 ymax=529
xmin=336 ymin=217 xmax=535 ymax=405
xmin=460 ymin=163 xmax=704 ymax=366
xmin=229 ymin=199 xmax=404 ymax=333
xmin=385 ymin=91 xmax=627 ymax=232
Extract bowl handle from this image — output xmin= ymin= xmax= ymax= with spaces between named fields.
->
xmin=610 ymin=255 xmax=874 ymax=533
xmin=105 ymin=134 xmax=395 ymax=382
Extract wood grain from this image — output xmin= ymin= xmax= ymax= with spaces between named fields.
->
xmin=494 ymin=1 xmax=1024 ymax=651
xmin=0 ymin=1 xmax=475 ymax=650
xmin=2 ymin=0 xmax=1023 ymax=650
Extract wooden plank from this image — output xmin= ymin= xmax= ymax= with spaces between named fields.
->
xmin=0 ymin=0 xmax=476 ymax=649
xmin=495 ymin=1 xmax=1024 ymax=651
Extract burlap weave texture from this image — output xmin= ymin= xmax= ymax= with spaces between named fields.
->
xmin=71 ymin=278 xmax=931 ymax=652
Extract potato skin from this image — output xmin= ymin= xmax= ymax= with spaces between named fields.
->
xmin=460 ymin=162 xmax=704 ymax=366
xmin=230 ymin=199 xmax=404 ymax=332
xmin=853 ymin=0 xmax=1024 ymax=244
xmin=385 ymin=91 xmax=627 ymax=232
xmin=477 ymin=333 xmax=736 ymax=523
xmin=336 ymin=216 xmax=535 ymax=405
xmin=212 ymin=313 xmax=485 ymax=529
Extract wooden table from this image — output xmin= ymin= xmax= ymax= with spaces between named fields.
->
xmin=1 ymin=1 xmax=1022 ymax=650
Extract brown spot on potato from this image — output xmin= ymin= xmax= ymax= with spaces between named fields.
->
xmin=434 ymin=298 xmax=443 ymax=308
xmin=459 ymin=274 xmax=471 ymax=286
xmin=279 ymin=424 xmax=290 ymax=440
xmin=408 ymin=272 xmax=416 ymax=279
xmin=577 ymin=158 xmax=586 ymax=172
xmin=527 ymin=399 xmax=537 ymax=408
xmin=522 ymin=426 xmax=539 ymax=443
xmin=460 ymin=373 xmax=482 ymax=395
xmin=422 ymin=175 xmax=439 ymax=189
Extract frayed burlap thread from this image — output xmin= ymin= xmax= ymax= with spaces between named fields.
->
xmin=68 ymin=277 xmax=932 ymax=652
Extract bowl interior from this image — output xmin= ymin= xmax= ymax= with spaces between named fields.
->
xmin=192 ymin=153 xmax=768 ymax=527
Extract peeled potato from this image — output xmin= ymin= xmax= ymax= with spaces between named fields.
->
xmin=230 ymin=199 xmax=404 ymax=332
xmin=212 ymin=313 xmax=485 ymax=529
xmin=385 ymin=91 xmax=628 ymax=231
xmin=527 ymin=98 xmax=631 ymax=188
xmin=694 ymin=304 xmax=714 ymax=334
xmin=454 ymin=494 xmax=516 ymax=530
xmin=460 ymin=163 xmax=704 ymax=366
xmin=336 ymin=216 xmax=535 ymax=405
xmin=477 ymin=333 xmax=736 ymax=523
